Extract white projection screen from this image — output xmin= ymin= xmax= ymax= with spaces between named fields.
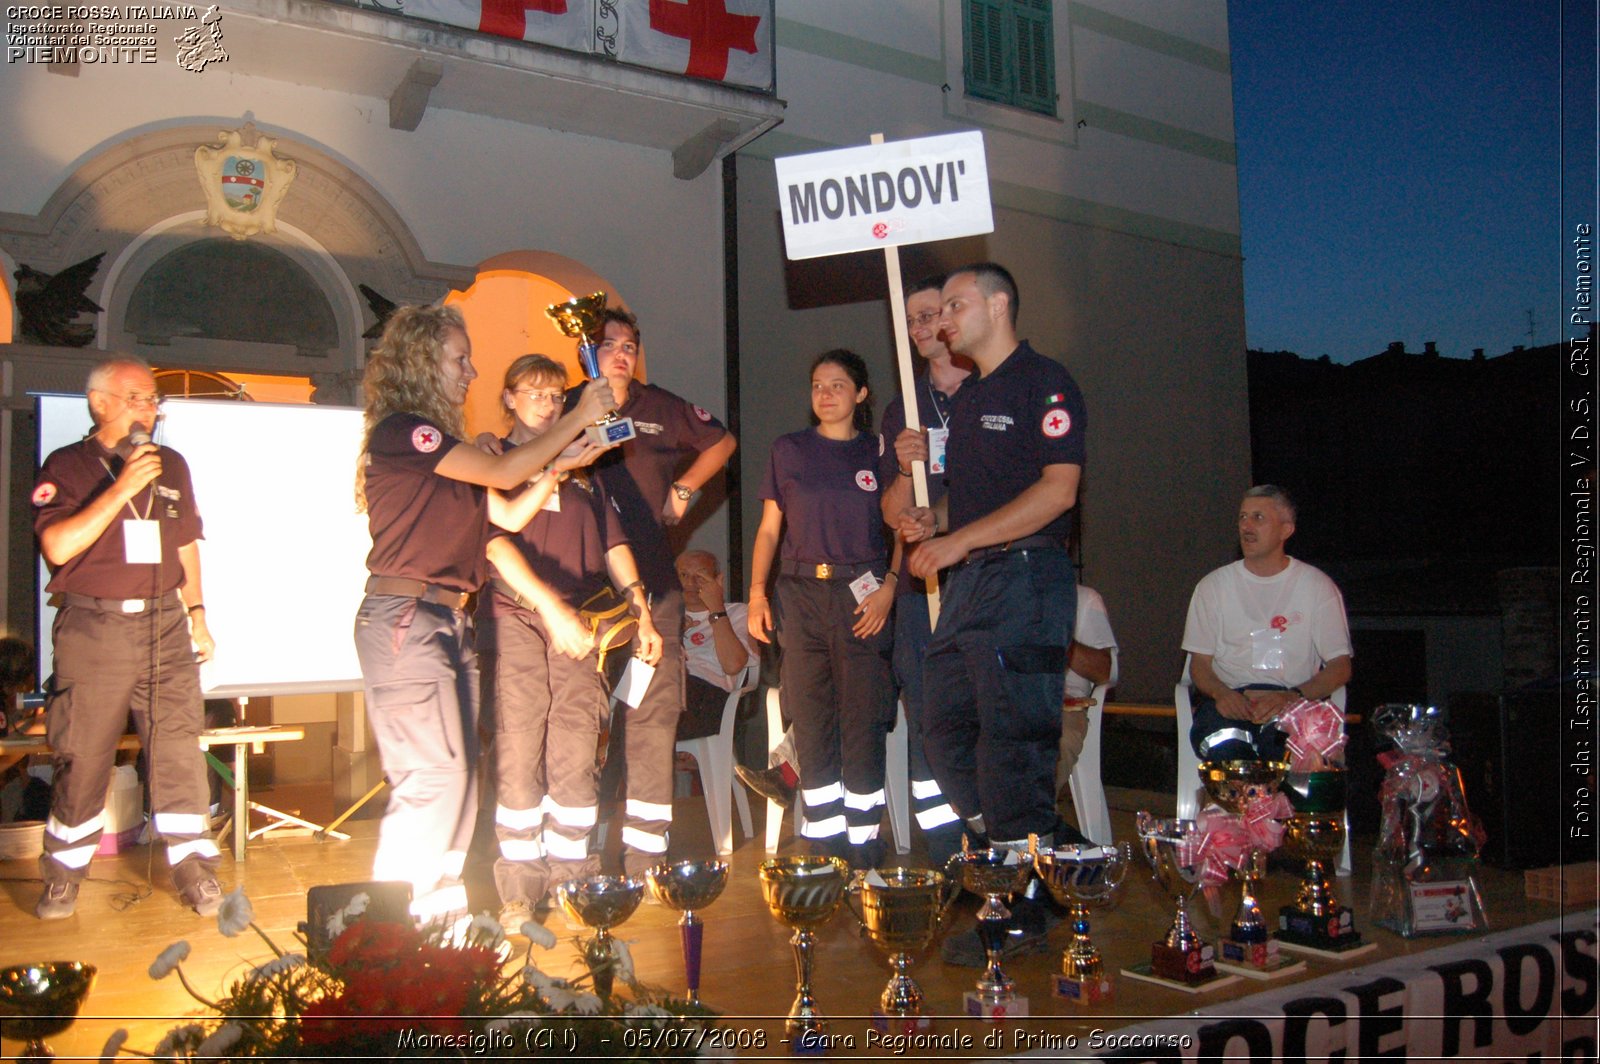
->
xmin=35 ymin=395 xmax=371 ymax=696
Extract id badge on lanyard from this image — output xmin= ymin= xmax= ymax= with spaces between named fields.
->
xmin=124 ymin=518 xmax=161 ymax=564
xmin=927 ymin=427 xmax=949 ymax=475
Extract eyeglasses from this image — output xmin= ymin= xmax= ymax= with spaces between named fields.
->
xmin=96 ymin=389 xmax=163 ymax=408
xmin=598 ymin=340 xmax=639 ymax=356
xmin=512 ymin=388 xmax=565 ymax=404
xmin=906 ymin=311 xmax=941 ymax=330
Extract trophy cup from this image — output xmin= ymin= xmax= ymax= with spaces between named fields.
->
xmin=1030 ymin=837 xmax=1130 ymax=1003
xmin=946 ymin=846 xmax=1036 ymax=1020
xmin=1134 ymin=812 xmax=1218 ymax=986
xmin=758 ymin=856 xmax=850 ymax=1049
xmin=1198 ymin=759 xmax=1290 ymax=971
xmin=845 ymin=867 xmax=960 ymax=1032
xmin=0 ymin=962 xmax=96 ymax=1061
xmin=556 ymin=875 xmax=645 ymax=999
xmin=1276 ymin=769 xmax=1363 ymax=951
xmin=645 ymin=859 xmax=729 ymax=1008
xmin=544 ymin=291 xmax=637 ymax=446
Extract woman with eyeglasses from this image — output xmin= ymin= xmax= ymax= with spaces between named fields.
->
xmin=747 ymin=349 xmax=896 ymax=869
xmin=354 ymin=306 xmax=614 ymax=924
xmin=478 ymin=355 xmax=661 ymax=928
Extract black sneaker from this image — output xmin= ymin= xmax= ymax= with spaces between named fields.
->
xmin=182 ymin=875 xmax=224 ymax=917
xmin=34 ymin=879 xmax=79 ymax=920
xmin=735 ymin=764 xmax=795 ymax=805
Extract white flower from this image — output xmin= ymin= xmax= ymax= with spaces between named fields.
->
xmin=572 ymin=992 xmax=603 ymax=1015
xmin=612 ymin=939 xmax=635 ymax=984
xmin=343 ymin=891 xmax=370 ymax=917
xmin=323 ymin=911 xmax=347 ymax=940
xmin=148 ymin=942 xmax=191 ymax=980
xmin=250 ymin=953 xmax=305 ymax=979
xmin=469 ymin=912 xmax=505 ymax=947
xmin=195 ymin=1022 xmax=243 ymax=1056
xmin=216 ymin=888 xmax=254 ymax=937
xmin=520 ymin=921 xmax=557 ymax=949
xmin=99 ymin=1028 xmax=129 ymax=1059
xmin=543 ymin=986 xmax=577 ymax=1011
xmin=522 ymin=964 xmax=557 ymax=990
xmin=151 ymin=1023 xmax=205 ymax=1059
xmin=625 ymin=1004 xmax=673 ymax=1026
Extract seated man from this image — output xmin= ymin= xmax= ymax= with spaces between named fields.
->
xmin=674 ymin=550 xmax=757 ymax=741
xmin=1183 ymin=485 xmax=1352 ymax=761
xmin=1056 ymin=586 xmax=1117 ymax=820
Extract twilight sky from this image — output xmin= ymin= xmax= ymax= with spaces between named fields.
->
xmin=1228 ymin=1 xmax=1587 ymax=363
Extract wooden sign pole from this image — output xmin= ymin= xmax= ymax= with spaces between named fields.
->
xmin=871 ymin=132 xmax=941 ymax=625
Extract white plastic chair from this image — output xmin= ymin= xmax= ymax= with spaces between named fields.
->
xmin=761 ymin=688 xmax=910 ymax=854
xmin=1065 ymin=649 xmax=1118 ymax=846
xmin=675 ymin=661 xmax=758 ymax=856
xmin=1175 ymin=653 xmax=1352 ymax=875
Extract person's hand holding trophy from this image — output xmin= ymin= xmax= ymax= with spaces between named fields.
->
xmin=546 ymin=291 xmax=638 ymax=446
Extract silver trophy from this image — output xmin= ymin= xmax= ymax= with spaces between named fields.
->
xmin=556 ymin=875 xmax=645 ymax=999
xmin=1135 ymin=812 xmax=1218 ymax=985
xmin=645 ymin=859 xmax=728 ymax=1007
xmin=1030 ymin=837 xmax=1130 ymax=1002
xmin=946 ymin=846 xmax=1036 ymax=1019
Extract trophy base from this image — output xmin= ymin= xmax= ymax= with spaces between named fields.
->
xmin=587 ymin=417 xmax=637 ymax=447
xmin=1219 ymin=936 xmax=1281 ymax=970
xmin=871 ymin=1010 xmax=932 ymax=1035
xmin=1051 ymin=972 xmax=1112 ymax=1003
xmin=1276 ymin=905 xmax=1363 ymax=951
xmin=1151 ymin=940 xmax=1216 ymax=985
xmin=964 ymin=990 xmax=1028 ymax=1021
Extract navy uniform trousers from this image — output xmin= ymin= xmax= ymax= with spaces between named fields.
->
xmin=922 ymin=547 xmax=1076 ymax=847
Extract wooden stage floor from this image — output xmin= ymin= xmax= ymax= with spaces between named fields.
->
xmin=0 ymin=784 xmax=1583 ymax=1058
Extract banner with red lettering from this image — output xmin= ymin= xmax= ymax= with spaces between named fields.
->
xmin=611 ymin=0 xmax=772 ymax=90
xmin=396 ymin=0 xmax=595 ymax=51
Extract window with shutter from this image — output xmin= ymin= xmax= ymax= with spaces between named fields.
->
xmin=961 ymin=0 xmax=1056 ymax=117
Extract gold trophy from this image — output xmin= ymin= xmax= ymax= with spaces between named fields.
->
xmin=946 ymin=845 xmax=1036 ymax=1020
xmin=1277 ymin=769 xmax=1363 ymax=951
xmin=1030 ymin=837 xmax=1130 ymax=1003
xmin=556 ymin=875 xmax=645 ymax=999
xmin=544 ymin=291 xmax=637 ymax=446
xmin=845 ymin=867 xmax=960 ymax=1033
xmin=645 ymin=859 xmax=728 ymax=1008
xmin=758 ymin=856 xmax=850 ymax=1049
xmin=1134 ymin=812 xmax=1218 ymax=985
xmin=1199 ymin=759 xmax=1291 ymax=971
xmin=0 ymin=962 xmax=96 ymax=1061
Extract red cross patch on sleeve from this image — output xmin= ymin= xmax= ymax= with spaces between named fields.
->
xmin=692 ymin=405 xmax=712 ymax=422
xmin=412 ymin=425 xmax=443 ymax=453
xmin=32 ymin=482 xmax=57 ymax=506
xmin=1041 ymin=409 xmax=1071 ymax=438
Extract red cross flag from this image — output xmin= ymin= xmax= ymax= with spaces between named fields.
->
xmin=617 ymin=0 xmax=772 ymax=90
xmin=399 ymin=0 xmax=593 ymax=52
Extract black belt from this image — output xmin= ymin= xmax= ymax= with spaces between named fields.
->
xmin=489 ymin=577 xmax=536 ymax=612
xmin=779 ymin=559 xmax=880 ymax=581
xmin=964 ymin=535 xmax=1061 ymax=563
xmin=365 ymin=576 xmax=472 ymax=610
xmin=59 ymin=591 xmax=178 ymax=613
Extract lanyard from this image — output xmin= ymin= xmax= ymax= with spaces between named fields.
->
xmin=926 ymin=379 xmax=950 ymax=431
xmin=98 ymin=455 xmax=156 ymax=521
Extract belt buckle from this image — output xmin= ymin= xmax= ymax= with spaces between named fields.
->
xmin=814 ymin=563 xmax=833 ymax=579
xmin=120 ymin=599 xmax=145 ymax=613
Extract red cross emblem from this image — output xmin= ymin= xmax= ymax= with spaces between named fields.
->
xmin=692 ymin=405 xmax=712 ymax=422
xmin=690 ymin=630 xmax=707 ymax=646
xmin=1271 ymin=614 xmax=1288 ymax=632
xmin=872 ymin=222 xmax=888 ymax=239
xmin=1041 ymin=408 xmax=1071 ymax=438
xmin=478 ymin=0 xmax=566 ymax=39
xmin=855 ymin=470 xmax=877 ymax=491
xmin=648 ymin=0 xmax=761 ymax=80
xmin=32 ymin=482 xmax=57 ymax=506
xmin=412 ymin=425 xmax=442 ymax=453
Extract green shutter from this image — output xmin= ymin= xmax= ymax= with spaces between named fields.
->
xmin=963 ymin=0 xmax=1056 ymax=117
xmin=964 ymin=0 xmax=1010 ymax=104
xmin=1012 ymin=0 xmax=1055 ymax=115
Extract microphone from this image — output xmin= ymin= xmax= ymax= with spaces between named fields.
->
xmin=128 ymin=422 xmax=152 ymax=448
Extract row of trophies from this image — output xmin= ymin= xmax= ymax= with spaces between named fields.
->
xmin=544 ymin=756 xmax=1364 ymax=1040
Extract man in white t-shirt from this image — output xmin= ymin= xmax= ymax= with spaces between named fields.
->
xmin=673 ymin=550 xmax=756 ymax=742
xmin=1056 ymin=586 xmax=1117 ymax=815
xmin=1181 ymin=485 xmax=1352 ymax=761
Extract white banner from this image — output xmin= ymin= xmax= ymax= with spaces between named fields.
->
xmin=613 ymin=0 xmax=773 ymax=90
xmin=1003 ymin=911 xmax=1598 ymax=1063
xmin=395 ymin=0 xmax=595 ymax=52
xmin=773 ymin=131 xmax=994 ymax=261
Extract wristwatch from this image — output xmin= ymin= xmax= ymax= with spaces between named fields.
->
xmin=707 ymin=610 xmax=728 ymax=623
xmin=671 ymin=482 xmax=694 ymax=502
